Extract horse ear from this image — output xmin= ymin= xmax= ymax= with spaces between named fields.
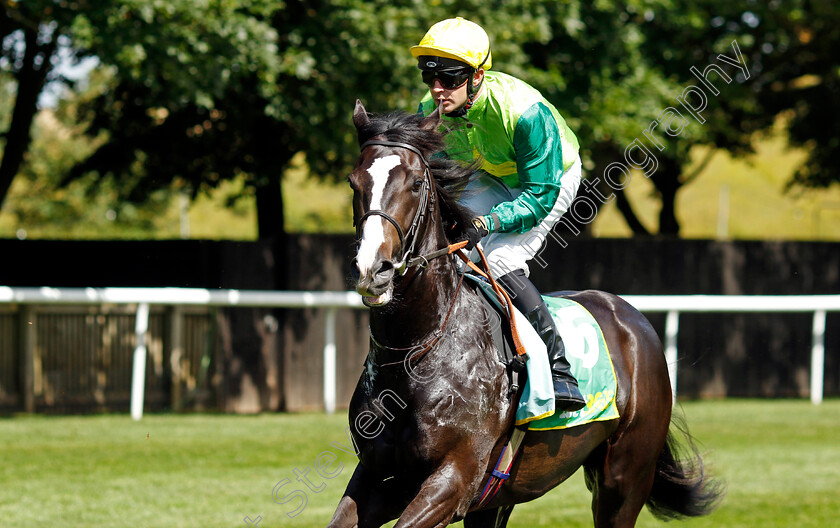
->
xmin=421 ymin=104 xmax=442 ymax=130
xmin=353 ymin=99 xmax=370 ymax=129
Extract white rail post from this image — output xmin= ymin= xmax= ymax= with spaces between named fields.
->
xmin=664 ymin=310 xmax=680 ymax=404
xmin=131 ymin=303 xmax=150 ymax=421
xmin=324 ymin=307 xmax=337 ymax=414
xmin=810 ymin=309 xmax=826 ymax=405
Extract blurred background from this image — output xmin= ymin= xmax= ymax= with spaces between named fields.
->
xmin=1 ymin=0 xmax=838 ymax=414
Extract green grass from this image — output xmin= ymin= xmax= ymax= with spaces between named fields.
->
xmin=2 ymin=400 xmax=839 ymax=527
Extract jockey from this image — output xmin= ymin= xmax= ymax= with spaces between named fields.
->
xmin=412 ymin=17 xmax=585 ymax=412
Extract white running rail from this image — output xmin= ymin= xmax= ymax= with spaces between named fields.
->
xmin=1 ymin=287 xmax=837 ymax=418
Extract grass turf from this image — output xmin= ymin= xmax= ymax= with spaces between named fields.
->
xmin=1 ymin=399 xmax=838 ymax=527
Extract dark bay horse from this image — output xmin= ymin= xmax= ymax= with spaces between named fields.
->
xmin=328 ymin=100 xmax=723 ymax=528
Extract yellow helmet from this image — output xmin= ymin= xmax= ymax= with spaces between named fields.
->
xmin=410 ymin=17 xmax=492 ymax=71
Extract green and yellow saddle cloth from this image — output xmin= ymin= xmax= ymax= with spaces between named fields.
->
xmin=518 ymin=295 xmax=619 ymax=430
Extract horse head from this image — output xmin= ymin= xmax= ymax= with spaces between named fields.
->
xmin=348 ymin=100 xmax=444 ymax=307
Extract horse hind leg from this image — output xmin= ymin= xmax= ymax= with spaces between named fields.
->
xmin=583 ymin=423 xmax=666 ymax=528
xmin=584 ymin=417 xmax=724 ymax=528
xmin=463 ymin=505 xmax=515 ymax=528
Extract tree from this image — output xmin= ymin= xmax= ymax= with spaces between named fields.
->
xmin=1 ymin=0 xmax=285 ymax=234
xmin=512 ymin=1 xmax=839 ymax=236
xmin=60 ymin=0 xmax=288 ymax=236
xmin=503 ymin=1 xmax=689 ymax=235
xmin=1 ymin=0 xmax=76 ymax=211
xmin=55 ymin=0 xmax=561 ymax=239
xmin=0 ymin=76 xmax=181 ymax=239
xmin=695 ymin=0 xmax=840 ymax=191
xmin=596 ymin=0 xmax=840 ymax=234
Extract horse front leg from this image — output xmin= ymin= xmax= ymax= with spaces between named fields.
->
xmin=327 ymin=464 xmax=409 ymax=528
xmin=393 ymin=459 xmax=481 ymax=528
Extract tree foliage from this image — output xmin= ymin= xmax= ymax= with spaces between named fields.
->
xmin=61 ymin=0 xmax=288 ymax=236
xmin=1 ymin=0 xmax=838 ymax=239
xmin=514 ymin=0 xmax=840 ymax=235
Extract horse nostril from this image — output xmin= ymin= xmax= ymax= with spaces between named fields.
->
xmin=376 ymin=260 xmax=395 ymax=278
xmin=350 ymin=259 xmax=361 ymax=282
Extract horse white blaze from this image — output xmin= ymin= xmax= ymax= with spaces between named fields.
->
xmin=356 ymin=155 xmax=402 ymax=277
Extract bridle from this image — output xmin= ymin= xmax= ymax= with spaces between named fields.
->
xmin=355 ymin=139 xmax=454 ymax=275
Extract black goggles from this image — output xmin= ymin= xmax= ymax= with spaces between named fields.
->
xmin=421 ymin=69 xmax=472 ymax=89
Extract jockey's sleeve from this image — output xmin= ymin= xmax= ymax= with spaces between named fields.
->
xmin=484 ymin=102 xmax=564 ymax=234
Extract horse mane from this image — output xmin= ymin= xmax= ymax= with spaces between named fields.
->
xmin=356 ymin=110 xmax=479 ymax=243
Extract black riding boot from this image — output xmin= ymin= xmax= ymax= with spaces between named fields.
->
xmin=497 ymin=270 xmax=586 ymax=413
xmin=523 ymin=303 xmax=586 ymax=412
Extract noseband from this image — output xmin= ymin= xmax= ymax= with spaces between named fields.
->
xmin=355 ymin=139 xmax=437 ymax=274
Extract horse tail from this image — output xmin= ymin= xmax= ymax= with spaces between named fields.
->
xmin=645 ymin=413 xmax=726 ymax=520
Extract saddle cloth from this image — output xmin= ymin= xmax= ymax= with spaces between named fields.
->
xmin=525 ymin=296 xmax=619 ymax=430
xmin=467 ymin=275 xmax=619 ymax=430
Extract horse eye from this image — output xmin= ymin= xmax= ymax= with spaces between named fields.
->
xmin=413 ymin=179 xmax=423 ymax=191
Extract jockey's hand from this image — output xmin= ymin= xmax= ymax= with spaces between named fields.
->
xmin=464 ymin=216 xmax=490 ymax=250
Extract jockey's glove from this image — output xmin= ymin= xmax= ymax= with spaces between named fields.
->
xmin=465 ymin=216 xmax=491 ymax=250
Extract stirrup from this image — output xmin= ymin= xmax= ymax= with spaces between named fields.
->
xmin=553 ymin=378 xmax=586 ymax=412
